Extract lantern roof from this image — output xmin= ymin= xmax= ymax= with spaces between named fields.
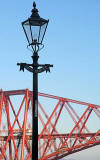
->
xmin=22 ymin=2 xmax=49 ymax=26
xmin=31 ymin=2 xmax=40 ymax=19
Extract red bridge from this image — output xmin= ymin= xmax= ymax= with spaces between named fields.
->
xmin=0 ymin=89 xmax=100 ymax=159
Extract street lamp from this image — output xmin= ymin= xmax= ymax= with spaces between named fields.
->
xmin=17 ymin=2 xmax=53 ymax=160
xmin=22 ymin=2 xmax=49 ymax=50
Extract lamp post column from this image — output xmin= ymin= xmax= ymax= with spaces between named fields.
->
xmin=32 ymin=51 xmax=39 ymax=160
xmin=18 ymin=3 xmax=53 ymax=159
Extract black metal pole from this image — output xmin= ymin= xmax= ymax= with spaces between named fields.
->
xmin=17 ymin=43 xmax=53 ymax=160
xmin=32 ymin=50 xmax=39 ymax=160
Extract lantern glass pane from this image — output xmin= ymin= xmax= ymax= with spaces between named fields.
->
xmin=23 ymin=21 xmax=32 ymax=44
xmin=39 ymin=23 xmax=47 ymax=43
xmin=31 ymin=25 xmax=40 ymax=42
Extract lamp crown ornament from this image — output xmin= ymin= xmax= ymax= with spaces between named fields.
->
xmin=33 ymin=2 xmax=36 ymax=8
xmin=31 ymin=1 xmax=40 ymax=18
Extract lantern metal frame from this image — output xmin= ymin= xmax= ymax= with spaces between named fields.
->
xmin=21 ymin=2 xmax=49 ymax=49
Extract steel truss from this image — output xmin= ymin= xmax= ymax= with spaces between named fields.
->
xmin=0 ymin=89 xmax=100 ymax=159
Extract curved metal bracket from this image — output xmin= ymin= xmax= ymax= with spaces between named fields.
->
xmin=27 ymin=43 xmax=44 ymax=53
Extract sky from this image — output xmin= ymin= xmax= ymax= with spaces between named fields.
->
xmin=0 ymin=0 xmax=100 ymax=159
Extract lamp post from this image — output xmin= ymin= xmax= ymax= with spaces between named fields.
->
xmin=17 ymin=2 xmax=53 ymax=160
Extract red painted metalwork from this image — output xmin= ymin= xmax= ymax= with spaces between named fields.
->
xmin=0 ymin=89 xmax=100 ymax=159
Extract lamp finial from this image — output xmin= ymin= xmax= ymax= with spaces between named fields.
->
xmin=33 ymin=2 xmax=36 ymax=9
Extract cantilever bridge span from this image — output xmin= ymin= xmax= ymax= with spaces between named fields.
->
xmin=0 ymin=89 xmax=100 ymax=159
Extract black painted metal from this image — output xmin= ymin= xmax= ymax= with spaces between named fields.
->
xmin=32 ymin=51 xmax=39 ymax=160
xmin=17 ymin=2 xmax=53 ymax=160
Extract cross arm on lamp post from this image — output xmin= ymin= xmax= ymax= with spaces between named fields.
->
xmin=17 ymin=63 xmax=53 ymax=73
